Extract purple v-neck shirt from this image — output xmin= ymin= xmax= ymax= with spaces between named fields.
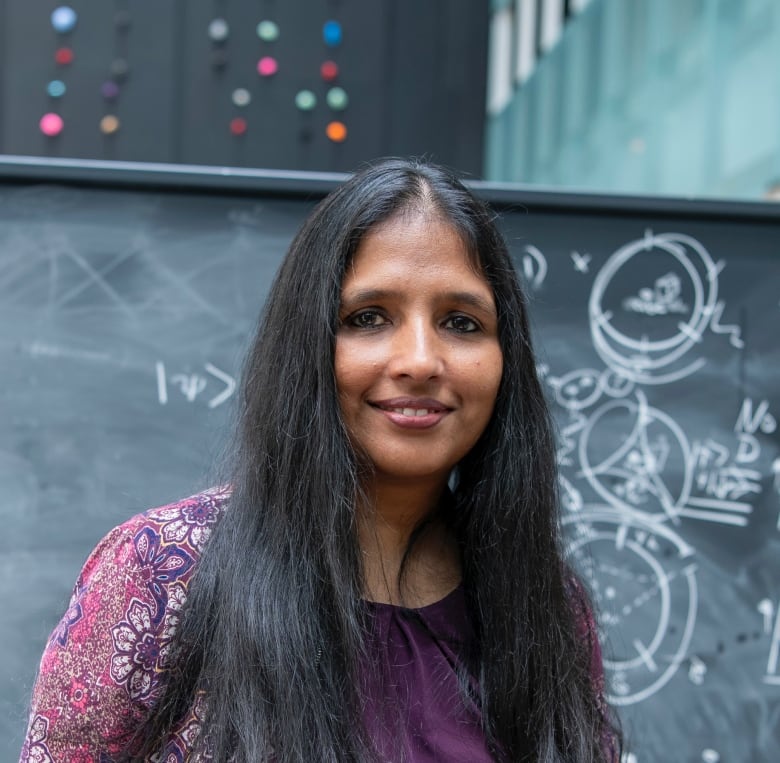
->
xmin=362 ymin=585 xmax=494 ymax=762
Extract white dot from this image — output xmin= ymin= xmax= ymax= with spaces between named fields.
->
xmin=209 ymin=18 xmax=229 ymax=41
xmin=232 ymin=88 xmax=251 ymax=107
xmin=605 ymin=586 xmax=616 ymax=599
xmin=701 ymin=750 xmax=720 ymax=763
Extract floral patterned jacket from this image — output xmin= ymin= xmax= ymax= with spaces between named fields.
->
xmin=19 ymin=488 xmax=228 ymax=762
xmin=20 ymin=487 xmax=617 ymax=762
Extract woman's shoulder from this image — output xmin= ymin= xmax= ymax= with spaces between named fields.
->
xmin=20 ymin=488 xmax=231 ymax=760
xmin=127 ymin=485 xmax=231 ymax=558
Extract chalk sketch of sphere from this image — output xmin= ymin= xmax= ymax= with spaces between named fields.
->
xmin=563 ymin=507 xmax=698 ymax=706
xmin=589 ymin=231 xmax=720 ymax=385
xmin=578 ymin=390 xmax=693 ymax=521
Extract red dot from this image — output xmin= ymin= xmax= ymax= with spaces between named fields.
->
xmin=230 ymin=117 xmax=247 ymax=136
xmin=320 ymin=60 xmax=339 ymax=81
xmin=55 ymin=47 xmax=74 ymax=66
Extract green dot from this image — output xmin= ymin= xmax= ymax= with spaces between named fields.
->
xmin=257 ymin=20 xmax=280 ymax=42
xmin=295 ymin=90 xmax=317 ymax=111
xmin=326 ymin=87 xmax=348 ymax=111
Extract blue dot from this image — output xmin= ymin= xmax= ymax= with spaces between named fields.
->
xmin=51 ymin=6 xmax=78 ymax=34
xmin=47 ymin=80 xmax=67 ymax=98
xmin=323 ymin=20 xmax=342 ymax=47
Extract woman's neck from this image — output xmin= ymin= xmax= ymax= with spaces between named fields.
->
xmin=357 ymin=477 xmax=461 ymax=607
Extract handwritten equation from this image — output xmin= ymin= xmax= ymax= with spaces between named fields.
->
xmin=155 ymin=361 xmax=235 ymax=409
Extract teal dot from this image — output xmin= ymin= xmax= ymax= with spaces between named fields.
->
xmin=47 ymin=80 xmax=67 ymax=98
xmin=326 ymin=87 xmax=348 ymax=110
xmin=295 ymin=90 xmax=317 ymax=111
xmin=257 ymin=20 xmax=280 ymax=42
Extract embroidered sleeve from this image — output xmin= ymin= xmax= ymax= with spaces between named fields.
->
xmin=18 ymin=490 xmax=226 ymax=763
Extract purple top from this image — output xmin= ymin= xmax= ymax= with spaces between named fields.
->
xmin=362 ymin=586 xmax=492 ymax=761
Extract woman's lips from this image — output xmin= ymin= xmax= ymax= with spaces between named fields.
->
xmin=370 ymin=398 xmax=451 ymax=429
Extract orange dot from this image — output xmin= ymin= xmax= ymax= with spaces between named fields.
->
xmin=326 ymin=121 xmax=347 ymax=143
xmin=100 ymin=115 xmax=120 ymax=135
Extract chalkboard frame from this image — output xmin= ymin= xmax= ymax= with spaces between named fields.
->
xmin=1 ymin=154 xmax=780 ymax=222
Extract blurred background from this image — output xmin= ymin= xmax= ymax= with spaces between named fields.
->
xmin=1 ymin=0 xmax=778 ymax=199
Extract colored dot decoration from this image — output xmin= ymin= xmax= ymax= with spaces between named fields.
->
xmin=208 ymin=18 xmax=229 ymax=42
xmin=326 ymin=121 xmax=347 ymax=143
xmin=295 ymin=90 xmax=317 ymax=111
xmin=232 ymin=88 xmax=251 ymax=107
xmin=326 ymin=87 xmax=348 ymax=111
xmin=230 ymin=117 xmax=248 ymax=136
xmin=110 ymin=58 xmax=130 ymax=81
xmin=55 ymin=47 xmax=74 ymax=66
xmin=320 ymin=60 xmax=339 ymax=82
xmin=101 ymin=81 xmax=120 ymax=100
xmin=40 ymin=113 xmax=64 ymax=137
xmin=51 ymin=6 xmax=77 ymax=34
xmin=47 ymin=80 xmax=67 ymax=98
xmin=257 ymin=56 xmax=278 ymax=77
xmin=256 ymin=20 xmax=280 ymax=42
xmin=100 ymin=115 xmax=120 ymax=135
xmin=323 ymin=20 xmax=342 ymax=47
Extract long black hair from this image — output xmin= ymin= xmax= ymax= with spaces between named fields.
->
xmin=130 ymin=158 xmax=620 ymax=761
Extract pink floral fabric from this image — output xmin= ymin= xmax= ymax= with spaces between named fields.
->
xmin=19 ymin=488 xmax=229 ymax=763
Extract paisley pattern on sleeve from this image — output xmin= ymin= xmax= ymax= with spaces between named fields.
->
xmin=19 ymin=488 xmax=230 ymax=763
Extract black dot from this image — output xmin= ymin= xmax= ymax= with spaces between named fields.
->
xmin=717 ymin=642 xmax=725 ymax=653
xmin=736 ymin=633 xmax=748 ymax=643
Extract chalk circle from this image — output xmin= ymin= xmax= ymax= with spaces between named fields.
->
xmin=578 ymin=391 xmax=693 ymax=521
xmin=589 ymin=232 xmax=719 ymax=385
xmin=563 ymin=507 xmax=697 ymax=706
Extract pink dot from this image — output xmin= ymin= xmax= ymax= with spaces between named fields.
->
xmin=40 ymin=113 xmax=64 ymax=137
xmin=257 ymin=56 xmax=278 ymax=77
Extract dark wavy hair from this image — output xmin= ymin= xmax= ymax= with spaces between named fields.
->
xmin=129 ymin=158 xmax=620 ymax=761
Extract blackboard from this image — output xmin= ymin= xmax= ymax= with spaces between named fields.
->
xmin=1 ymin=164 xmax=778 ymax=762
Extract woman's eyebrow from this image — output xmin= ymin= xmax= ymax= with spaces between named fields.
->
xmin=340 ymin=289 xmax=496 ymax=314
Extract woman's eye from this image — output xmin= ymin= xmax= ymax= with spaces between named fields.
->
xmin=349 ymin=310 xmax=387 ymax=329
xmin=445 ymin=314 xmax=479 ymax=333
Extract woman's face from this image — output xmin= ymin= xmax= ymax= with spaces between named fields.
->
xmin=334 ymin=211 xmax=503 ymax=488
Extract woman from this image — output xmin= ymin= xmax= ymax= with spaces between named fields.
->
xmin=21 ymin=158 xmax=620 ymax=762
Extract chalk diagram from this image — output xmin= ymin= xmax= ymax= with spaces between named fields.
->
xmin=545 ymin=229 xmax=772 ymax=718
xmin=589 ymin=230 xmax=743 ymax=385
xmin=563 ymin=508 xmax=697 ymax=706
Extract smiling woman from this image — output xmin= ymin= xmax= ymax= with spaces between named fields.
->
xmin=20 ymin=158 xmax=621 ymax=762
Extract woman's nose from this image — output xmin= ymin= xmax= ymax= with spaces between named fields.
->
xmin=388 ymin=320 xmax=444 ymax=380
